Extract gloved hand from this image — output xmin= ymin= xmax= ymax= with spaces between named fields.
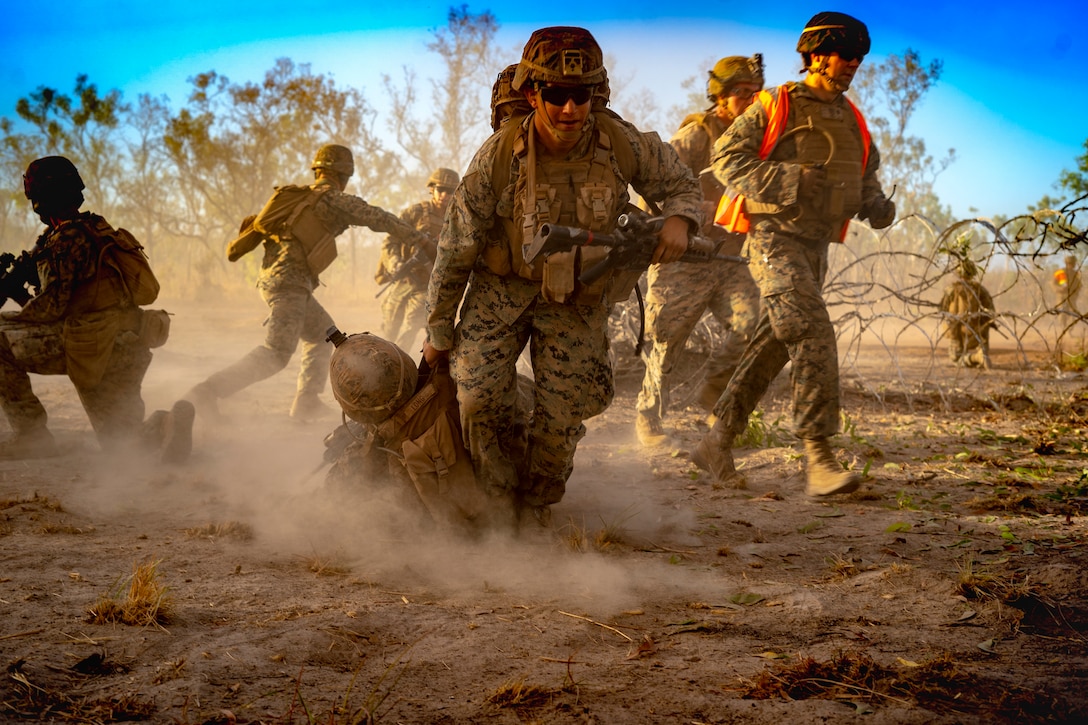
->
xmin=798 ymin=164 xmax=827 ymax=202
xmin=387 ymin=260 xmax=405 ymax=278
xmin=864 ymin=196 xmax=896 ymax=229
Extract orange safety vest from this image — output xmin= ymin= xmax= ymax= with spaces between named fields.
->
xmin=715 ymin=85 xmax=871 ymax=242
xmin=1054 ymin=269 xmax=1068 ymax=287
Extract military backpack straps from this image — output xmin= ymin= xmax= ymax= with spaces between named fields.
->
xmin=84 ymin=215 xmax=160 ymax=307
xmin=250 ymin=184 xmax=339 ymax=275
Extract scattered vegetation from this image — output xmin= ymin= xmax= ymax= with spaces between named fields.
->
xmin=183 ymin=520 xmax=255 ymax=540
xmin=86 ymin=558 xmax=172 ymax=627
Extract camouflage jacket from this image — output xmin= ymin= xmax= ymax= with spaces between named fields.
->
xmin=260 ymin=178 xmax=425 ymax=291
xmin=426 ymin=113 xmax=702 ymax=350
xmin=11 ymin=212 xmax=114 ymax=324
xmin=711 ymin=82 xmax=888 ymax=245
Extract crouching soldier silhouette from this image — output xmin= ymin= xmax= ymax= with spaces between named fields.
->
xmin=0 ymin=156 xmax=193 ymax=462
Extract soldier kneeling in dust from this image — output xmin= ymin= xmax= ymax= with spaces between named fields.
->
xmin=321 ymin=328 xmax=531 ymax=535
xmin=939 ymin=258 xmax=995 ymax=369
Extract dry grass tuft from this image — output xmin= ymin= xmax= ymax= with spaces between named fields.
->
xmin=5 ymin=664 xmax=155 ymax=721
xmin=954 ymin=559 xmax=1043 ymax=604
xmin=487 ymin=678 xmax=557 ymax=709
xmin=561 ymin=517 xmax=588 ymax=552
xmin=300 ymin=552 xmax=352 ymax=577
xmin=0 ymin=491 xmax=63 ymax=512
xmin=965 ymin=491 xmax=1042 ymax=513
xmin=826 ymin=553 xmax=860 ymax=580
xmin=87 ymin=559 xmax=172 ymax=627
xmin=184 ymin=520 xmax=255 ymax=540
xmin=743 ymin=650 xmax=1062 ymax=721
xmin=39 ymin=523 xmax=95 ymax=535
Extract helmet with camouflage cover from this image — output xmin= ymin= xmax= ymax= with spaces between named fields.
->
xmin=23 ymin=156 xmax=85 ymax=204
xmin=706 ymin=54 xmax=765 ymax=102
xmin=796 ymin=11 xmax=870 ymax=62
xmin=593 ymin=67 xmax=611 ymax=109
xmin=328 ymin=331 xmax=418 ymax=425
xmin=491 ymin=63 xmax=531 ymax=131
xmin=311 ymin=144 xmax=355 ymax=177
xmin=426 ymin=168 xmax=460 ymax=190
xmin=512 ymin=26 xmax=607 ymax=92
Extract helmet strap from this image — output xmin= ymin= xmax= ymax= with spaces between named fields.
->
xmin=533 ymin=89 xmax=584 ymax=143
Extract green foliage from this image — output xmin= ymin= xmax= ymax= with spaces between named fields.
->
xmin=851 ymin=49 xmax=954 ymax=227
xmin=736 ymin=409 xmax=789 ymax=448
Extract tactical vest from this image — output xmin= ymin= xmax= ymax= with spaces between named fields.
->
xmin=485 ymin=113 xmax=635 ymax=304
xmin=715 ymin=84 xmax=870 ymax=242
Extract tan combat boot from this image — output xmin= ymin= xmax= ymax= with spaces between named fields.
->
xmin=635 ymin=412 xmax=670 ymax=447
xmin=691 ymin=423 xmax=746 ymax=488
xmin=804 ymin=438 xmax=860 ymax=496
xmin=161 ymin=400 xmax=195 ymax=464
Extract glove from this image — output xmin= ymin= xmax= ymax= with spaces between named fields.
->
xmin=864 ymin=197 xmax=896 ymax=229
xmin=387 ymin=260 xmax=405 ymax=278
xmin=798 ymin=164 xmax=827 ymax=202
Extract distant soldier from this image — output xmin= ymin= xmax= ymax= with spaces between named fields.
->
xmin=0 ymin=156 xmax=192 ymax=462
xmin=186 ymin=144 xmax=431 ymax=421
xmin=940 ymin=258 xmax=994 ymax=369
xmin=1052 ymin=254 xmax=1082 ymax=315
xmin=377 ymin=168 xmax=460 ymax=352
xmin=635 ymin=54 xmax=764 ymax=446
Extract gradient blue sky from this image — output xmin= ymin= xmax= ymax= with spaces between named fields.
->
xmin=2 ymin=1 xmax=1083 ymax=219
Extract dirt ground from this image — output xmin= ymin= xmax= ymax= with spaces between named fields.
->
xmin=1 ymin=291 xmax=1086 ymax=724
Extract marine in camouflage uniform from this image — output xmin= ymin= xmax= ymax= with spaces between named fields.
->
xmin=378 ymin=168 xmax=459 ymax=352
xmin=1052 ymin=255 xmax=1082 ymax=315
xmin=694 ymin=12 xmax=896 ymax=496
xmin=635 ymin=54 xmax=764 ymax=446
xmin=423 ymin=27 xmax=701 ymax=527
xmin=0 ymin=156 xmax=193 ymax=462
xmin=186 ymin=145 xmax=430 ymax=422
xmin=940 ymin=260 xmax=994 ymax=368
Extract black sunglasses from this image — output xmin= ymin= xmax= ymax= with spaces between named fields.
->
xmin=539 ymin=85 xmax=593 ymax=106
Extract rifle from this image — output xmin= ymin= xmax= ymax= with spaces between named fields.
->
xmin=374 ymin=244 xmax=434 ymax=299
xmin=523 ymin=212 xmax=746 ymax=285
xmin=0 ymin=250 xmax=40 ymax=307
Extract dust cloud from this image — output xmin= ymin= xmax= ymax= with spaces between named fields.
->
xmin=30 ymin=288 xmax=725 ymax=621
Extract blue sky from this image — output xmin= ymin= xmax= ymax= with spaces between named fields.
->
xmin=2 ymin=1 xmax=1084 ymax=219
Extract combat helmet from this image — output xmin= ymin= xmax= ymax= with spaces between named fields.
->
xmin=23 ymin=156 xmax=85 ymax=203
xmin=796 ymin=11 xmax=870 ymax=62
xmin=512 ymin=26 xmax=607 ymax=92
xmin=328 ymin=329 xmax=418 ymax=426
xmin=706 ymin=54 xmax=765 ymax=102
xmin=426 ymin=168 xmax=460 ymax=190
xmin=490 ymin=63 xmax=531 ymax=131
xmin=311 ymin=144 xmax=355 ymax=177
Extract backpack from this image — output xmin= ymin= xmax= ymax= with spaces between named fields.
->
xmin=89 ymin=216 xmax=160 ymax=306
xmin=250 ymin=184 xmax=338 ymax=275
